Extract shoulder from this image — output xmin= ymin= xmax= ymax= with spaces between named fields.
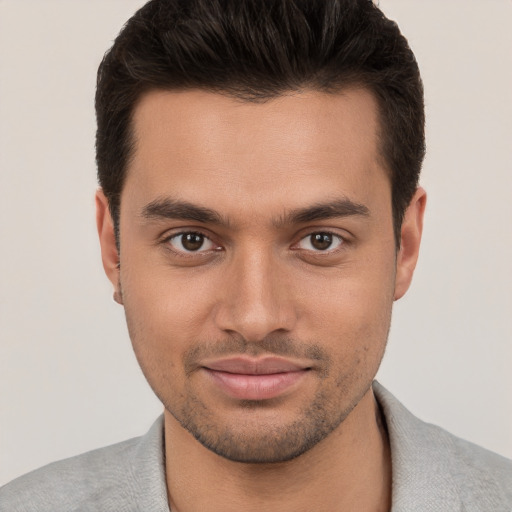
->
xmin=424 ymin=420 xmax=512 ymax=509
xmin=0 ymin=416 xmax=168 ymax=512
xmin=0 ymin=437 xmax=139 ymax=512
xmin=373 ymin=382 xmax=512 ymax=511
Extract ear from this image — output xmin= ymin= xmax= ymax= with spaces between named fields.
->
xmin=394 ymin=187 xmax=427 ymax=301
xmin=95 ymin=189 xmax=123 ymax=304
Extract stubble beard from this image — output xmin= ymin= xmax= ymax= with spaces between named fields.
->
xmin=167 ymin=380 xmax=369 ymax=464
xmin=123 ymin=291 xmax=388 ymax=464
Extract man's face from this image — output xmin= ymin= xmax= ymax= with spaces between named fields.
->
xmin=98 ymin=88 xmax=420 ymax=463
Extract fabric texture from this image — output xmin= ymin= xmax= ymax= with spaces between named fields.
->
xmin=1 ymin=382 xmax=511 ymax=511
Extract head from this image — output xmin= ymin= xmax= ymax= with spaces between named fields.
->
xmin=96 ymin=0 xmax=425 ymax=246
xmin=95 ymin=0 xmax=426 ymax=464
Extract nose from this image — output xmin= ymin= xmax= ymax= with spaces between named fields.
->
xmin=213 ymin=247 xmax=297 ymax=342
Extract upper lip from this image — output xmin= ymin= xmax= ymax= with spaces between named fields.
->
xmin=202 ymin=356 xmax=310 ymax=375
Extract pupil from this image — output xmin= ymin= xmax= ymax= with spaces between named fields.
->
xmin=182 ymin=233 xmax=204 ymax=251
xmin=311 ymin=233 xmax=332 ymax=250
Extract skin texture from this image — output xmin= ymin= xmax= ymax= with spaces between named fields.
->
xmin=97 ymin=88 xmax=426 ymax=511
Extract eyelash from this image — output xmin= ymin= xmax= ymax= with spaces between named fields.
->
xmin=162 ymin=231 xmax=221 ymax=257
xmin=293 ymin=232 xmax=345 ymax=253
xmin=161 ymin=230 xmax=347 ymax=257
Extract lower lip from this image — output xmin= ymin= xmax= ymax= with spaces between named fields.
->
xmin=204 ymin=369 xmax=308 ymax=400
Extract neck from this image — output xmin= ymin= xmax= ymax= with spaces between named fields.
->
xmin=164 ymin=388 xmax=391 ymax=512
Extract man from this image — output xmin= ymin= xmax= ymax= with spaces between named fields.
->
xmin=1 ymin=0 xmax=510 ymax=510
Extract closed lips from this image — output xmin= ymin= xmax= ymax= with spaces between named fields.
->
xmin=201 ymin=357 xmax=312 ymax=400
xmin=202 ymin=357 xmax=310 ymax=375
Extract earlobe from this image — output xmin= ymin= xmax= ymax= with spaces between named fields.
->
xmin=95 ymin=189 xmax=123 ymax=304
xmin=394 ymin=187 xmax=427 ymax=301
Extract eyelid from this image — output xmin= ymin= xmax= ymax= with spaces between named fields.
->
xmin=161 ymin=229 xmax=222 ymax=255
xmin=292 ymin=230 xmax=348 ymax=253
xmin=159 ymin=227 xmax=350 ymax=256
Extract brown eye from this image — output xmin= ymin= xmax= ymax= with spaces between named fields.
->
xmin=311 ymin=233 xmax=333 ymax=250
xmin=168 ymin=232 xmax=215 ymax=253
xmin=182 ymin=233 xmax=204 ymax=251
xmin=297 ymin=232 xmax=343 ymax=252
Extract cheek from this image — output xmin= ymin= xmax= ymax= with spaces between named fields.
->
xmin=297 ymin=259 xmax=395 ymax=367
xmin=312 ymin=293 xmax=392 ymax=400
xmin=120 ymin=273 xmax=192 ymax=404
xmin=119 ymin=260 xmax=222 ymax=363
xmin=122 ymin=249 xmax=207 ymax=316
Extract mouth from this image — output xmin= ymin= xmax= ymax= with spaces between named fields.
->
xmin=201 ymin=356 xmax=312 ymax=400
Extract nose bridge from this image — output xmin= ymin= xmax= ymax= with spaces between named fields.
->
xmin=215 ymin=242 xmax=295 ymax=341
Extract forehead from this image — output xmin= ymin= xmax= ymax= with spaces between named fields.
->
xmin=125 ymin=88 xmax=389 ymax=219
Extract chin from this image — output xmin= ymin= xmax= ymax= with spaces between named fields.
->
xmin=170 ymin=389 xmax=355 ymax=464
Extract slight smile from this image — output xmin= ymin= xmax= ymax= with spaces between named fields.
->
xmin=202 ymin=357 xmax=312 ymax=400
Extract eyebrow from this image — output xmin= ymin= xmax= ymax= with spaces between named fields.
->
xmin=140 ymin=196 xmax=370 ymax=227
xmin=141 ymin=197 xmax=228 ymax=225
xmin=275 ymin=199 xmax=370 ymax=227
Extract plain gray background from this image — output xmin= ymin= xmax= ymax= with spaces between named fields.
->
xmin=1 ymin=0 xmax=511 ymax=486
